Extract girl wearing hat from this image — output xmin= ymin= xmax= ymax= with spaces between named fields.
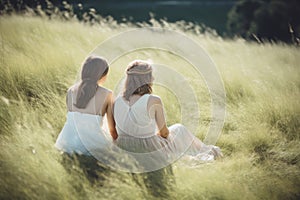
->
xmin=113 ymin=60 xmax=222 ymax=169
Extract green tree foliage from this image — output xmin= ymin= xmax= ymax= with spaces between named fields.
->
xmin=227 ymin=0 xmax=300 ymax=43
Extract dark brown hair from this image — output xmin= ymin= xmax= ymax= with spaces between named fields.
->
xmin=74 ymin=56 xmax=109 ymax=108
xmin=132 ymin=84 xmax=152 ymax=96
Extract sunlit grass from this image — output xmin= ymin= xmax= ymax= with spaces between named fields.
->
xmin=0 ymin=15 xmax=299 ymax=199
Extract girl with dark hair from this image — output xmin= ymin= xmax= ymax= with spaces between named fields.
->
xmin=55 ymin=55 xmax=117 ymax=155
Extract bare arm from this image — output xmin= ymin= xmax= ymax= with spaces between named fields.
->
xmin=149 ymin=96 xmax=169 ymax=138
xmin=105 ymin=92 xmax=118 ymax=140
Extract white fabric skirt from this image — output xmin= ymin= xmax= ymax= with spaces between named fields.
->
xmin=116 ymin=124 xmax=222 ymax=167
xmin=55 ymin=112 xmax=112 ymax=155
xmin=55 ymin=114 xmax=222 ymax=172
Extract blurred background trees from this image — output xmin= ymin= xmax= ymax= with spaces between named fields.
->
xmin=1 ymin=0 xmax=299 ymax=43
xmin=227 ymin=0 xmax=300 ymax=43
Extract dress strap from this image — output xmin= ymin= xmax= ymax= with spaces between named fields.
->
xmin=70 ymin=88 xmax=74 ymax=111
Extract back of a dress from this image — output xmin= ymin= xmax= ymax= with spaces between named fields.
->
xmin=113 ymin=93 xmax=221 ymax=167
xmin=114 ymin=94 xmax=157 ymax=138
xmin=55 ymin=84 xmax=111 ymax=155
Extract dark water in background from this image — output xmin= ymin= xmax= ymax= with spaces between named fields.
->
xmin=80 ymin=1 xmax=235 ymax=35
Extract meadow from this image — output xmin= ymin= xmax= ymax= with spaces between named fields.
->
xmin=0 ymin=14 xmax=299 ymax=200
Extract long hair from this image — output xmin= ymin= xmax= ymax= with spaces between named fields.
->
xmin=74 ymin=56 xmax=109 ymax=108
xmin=123 ymin=60 xmax=153 ymax=101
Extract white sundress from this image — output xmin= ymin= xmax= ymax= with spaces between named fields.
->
xmin=54 ymin=111 xmax=112 ymax=155
xmin=55 ymin=87 xmax=112 ymax=155
xmin=113 ymin=94 xmax=222 ymax=172
xmin=55 ymin=92 xmax=222 ymax=173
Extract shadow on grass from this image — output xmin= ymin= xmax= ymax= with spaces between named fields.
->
xmin=131 ymin=165 xmax=176 ymax=199
xmin=61 ymin=153 xmax=176 ymax=199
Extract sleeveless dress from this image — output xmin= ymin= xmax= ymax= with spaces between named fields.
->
xmin=55 ymin=86 xmax=112 ymax=155
xmin=55 ymin=91 xmax=222 ymax=172
xmin=113 ymin=94 xmax=222 ymax=164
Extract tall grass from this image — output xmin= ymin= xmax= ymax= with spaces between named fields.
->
xmin=0 ymin=15 xmax=299 ymax=199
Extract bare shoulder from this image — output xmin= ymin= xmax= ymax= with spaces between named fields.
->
xmin=96 ymin=86 xmax=112 ymax=96
xmin=96 ymin=87 xmax=113 ymax=105
xmin=149 ymin=94 xmax=163 ymax=105
xmin=97 ymin=86 xmax=111 ymax=93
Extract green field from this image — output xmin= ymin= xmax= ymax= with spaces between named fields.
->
xmin=0 ymin=15 xmax=299 ymax=199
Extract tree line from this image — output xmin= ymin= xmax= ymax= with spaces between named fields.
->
xmin=1 ymin=0 xmax=299 ymax=43
xmin=227 ymin=0 xmax=300 ymax=44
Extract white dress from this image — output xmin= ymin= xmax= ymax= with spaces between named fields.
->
xmin=55 ymin=85 xmax=112 ymax=155
xmin=55 ymin=112 xmax=112 ymax=155
xmin=113 ymin=94 xmax=222 ymax=172
xmin=55 ymin=92 xmax=222 ymax=173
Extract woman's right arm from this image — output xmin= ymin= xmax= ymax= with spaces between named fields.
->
xmin=149 ymin=96 xmax=169 ymax=138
